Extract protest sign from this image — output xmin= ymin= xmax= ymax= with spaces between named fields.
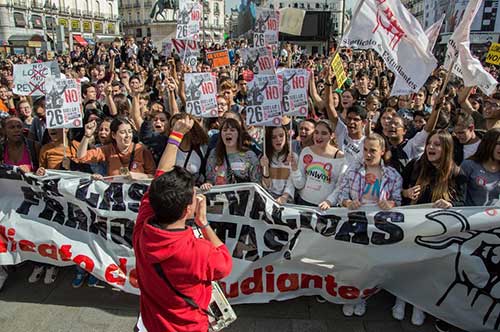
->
xmin=184 ymin=72 xmax=218 ymax=117
xmin=341 ymin=0 xmax=437 ymax=96
xmin=486 ymin=42 xmax=500 ymax=66
xmin=330 ymin=54 xmax=347 ymax=88
xmin=241 ymin=47 xmax=275 ymax=75
xmin=254 ymin=8 xmax=279 ymax=47
xmin=176 ymin=1 xmax=202 ymax=40
xmin=172 ymin=39 xmax=199 ymax=70
xmin=245 ymin=74 xmax=282 ymax=126
xmin=0 ymin=168 xmax=498 ymax=332
xmin=12 ymin=61 xmax=61 ymax=96
xmin=278 ymin=8 xmax=305 ymax=35
xmin=207 ymin=50 xmax=230 ymax=68
xmin=45 ymin=78 xmax=82 ymax=129
xmin=162 ymin=40 xmax=173 ymax=57
xmin=277 ymin=68 xmax=309 ymax=117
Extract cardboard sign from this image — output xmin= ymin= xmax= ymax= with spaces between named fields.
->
xmin=245 ymin=74 xmax=282 ymax=127
xmin=172 ymin=39 xmax=199 ymax=70
xmin=176 ymin=1 xmax=202 ymax=40
xmin=12 ymin=61 xmax=61 ymax=96
xmin=277 ymin=68 xmax=309 ymax=117
xmin=330 ymin=53 xmax=347 ymax=88
xmin=45 ymin=78 xmax=82 ymax=129
xmin=207 ymin=50 xmax=230 ymax=68
xmin=241 ymin=47 xmax=275 ymax=75
xmin=486 ymin=42 xmax=500 ymax=65
xmin=254 ymin=8 xmax=279 ymax=47
xmin=184 ymin=72 xmax=218 ymax=117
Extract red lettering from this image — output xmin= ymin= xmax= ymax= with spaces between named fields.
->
xmin=291 ymin=76 xmax=305 ymax=89
xmin=339 ymin=286 xmax=360 ymax=300
xmin=73 ymin=254 xmax=95 ymax=273
xmin=0 ymin=226 xmax=7 ymax=253
xmin=241 ymin=268 xmax=263 ymax=295
xmin=105 ymin=264 xmax=126 ymax=286
xmin=265 ymin=86 xmax=279 ymax=100
xmin=258 ymin=57 xmax=272 ymax=70
xmin=362 ymin=287 xmax=379 ymax=299
xmin=38 ymin=243 xmax=58 ymax=260
xmin=265 ymin=265 xmax=274 ymax=292
xmin=219 ymin=281 xmax=239 ymax=298
xmin=58 ymin=244 xmax=73 ymax=261
xmin=19 ymin=240 xmax=36 ymax=252
xmin=324 ymin=275 xmax=338 ymax=296
xmin=64 ymin=89 xmax=78 ymax=103
xmin=300 ymin=274 xmax=323 ymax=289
xmin=129 ymin=268 xmax=139 ymax=288
xmin=201 ymin=82 xmax=214 ymax=94
xmin=277 ymin=273 xmax=299 ymax=292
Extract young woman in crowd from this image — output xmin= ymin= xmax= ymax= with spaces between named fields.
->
xmin=293 ymin=119 xmax=316 ymax=155
xmin=461 ymin=128 xmax=500 ymax=206
xmin=260 ymin=126 xmax=297 ymax=204
xmin=337 ymin=133 xmax=402 ymax=318
xmin=77 ymin=116 xmax=156 ymax=179
xmin=0 ymin=116 xmax=39 ymax=172
xmin=17 ymin=99 xmax=34 ymax=131
xmin=202 ymin=118 xmax=260 ymax=190
xmin=291 ymin=120 xmax=346 ymax=209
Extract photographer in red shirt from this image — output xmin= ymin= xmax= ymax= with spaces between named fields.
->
xmin=133 ymin=118 xmax=232 ymax=332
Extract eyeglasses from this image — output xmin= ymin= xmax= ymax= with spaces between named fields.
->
xmin=484 ymin=101 xmax=500 ymax=107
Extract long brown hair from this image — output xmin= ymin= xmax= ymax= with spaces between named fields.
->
xmin=265 ymin=126 xmax=289 ymax=163
xmin=414 ymin=129 xmax=459 ymax=203
xmin=168 ymin=113 xmax=208 ymax=148
xmin=215 ymin=118 xmax=247 ymax=166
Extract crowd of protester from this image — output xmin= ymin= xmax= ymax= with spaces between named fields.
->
xmin=0 ymin=35 xmax=499 ymax=331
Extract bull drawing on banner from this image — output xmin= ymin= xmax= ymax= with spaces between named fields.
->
xmin=415 ymin=210 xmax=500 ymax=330
xmin=372 ymin=0 xmax=406 ymax=50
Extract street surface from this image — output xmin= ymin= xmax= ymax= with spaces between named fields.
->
xmin=0 ymin=263 xmax=459 ymax=332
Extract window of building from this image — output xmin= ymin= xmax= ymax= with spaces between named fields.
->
xmin=31 ymin=14 xmax=43 ymax=28
xmin=315 ymin=3 xmax=320 ymax=8
xmin=46 ymin=16 xmax=55 ymax=29
xmin=136 ymin=28 xmax=142 ymax=37
xmin=13 ymin=12 xmax=26 ymax=27
xmin=147 ymin=27 xmax=151 ymax=36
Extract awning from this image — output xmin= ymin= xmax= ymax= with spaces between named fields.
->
xmin=96 ymin=35 xmax=117 ymax=44
xmin=84 ymin=38 xmax=95 ymax=45
xmin=9 ymin=34 xmax=44 ymax=47
xmin=73 ymin=35 xmax=88 ymax=46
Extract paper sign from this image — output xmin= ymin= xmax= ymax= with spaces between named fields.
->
xmin=176 ymin=1 xmax=202 ymax=40
xmin=45 ymin=78 xmax=83 ymax=129
xmin=279 ymin=8 xmax=305 ymax=35
xmin=162 ymin=40 xmax=173 ymax=57
xmin=172 ymin=39 xmax=199 ymax=70
xmin=277 ymin=68 xmax=309 ymax=117
xmin=206 ymin=50 xmax=230 ymax=68
xmin=254 ymin=8 xmax=279 ymax=47
xmin=13 ymin=61 xmax=61 ymax=96
xmin=486 ymin=43 xmax=500 ymax=65
xmin=330 ymin=53 xmax=347 ymax=88
xmin=246 ymin=74 xmax=282 ymax=127
xmin=184 ymin=72 xmax=218 ymax=117
xmin=241 ymin=47 xmax=275 ymax=75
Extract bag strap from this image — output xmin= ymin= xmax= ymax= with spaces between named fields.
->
xmin=128 ymin=143 xmax=136 ymax=170
xmin=183 ymin=149 xmax=193 ymax=169
xmin=153 ymin=263 xmax=216 ymax=319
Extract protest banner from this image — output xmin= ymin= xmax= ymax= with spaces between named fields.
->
xmin=486 ymin=42 xmax=500 ymax=66
xmin=277 ymin=68 xmax=309 ymax=117
xmin=175 ymin=1 xmax=202 ymax=40
xmin=245 ymin=74 xmax=282 ymax=127
xmin=0 ymin=168 xmax=498 ymax=332
xmin=444 ymin=0 xmax=497 ymax=95
xmin=44 ymin=78 xmax=82 ymax=129
xmin=162 ymin=40 xmax=173 ymax=57
xmin=172 ymin=39 xmax=199 ymax=70
xmin=12 ymin=61 xmax=61 ymax=96
xmin=254 ymin=8 xmax=279 ymax=47
xmin=424 ymin=14 xmax=445 ymax=53
xmin=341 ymin=0 xmax=437 ymax=96
xmin=330 ymin=53 xmax=347 ymax=89
xmin=206 ymin=50 xmax=230 ymax=68
xmin=241 ymin=47 xmax=275 ymax=75
xmin=184 ymin=72 xmax=218 ymax=117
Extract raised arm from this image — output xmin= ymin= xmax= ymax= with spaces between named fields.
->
xmin=157 ymin=117 xmax=194 ymax=172
xmin=77 ymin=120 xmax=97 ymax=159
xmin=324 ymin=66 xmax=339 ymax=128
xmin=130 ymin=94 xmax=144 ymax=130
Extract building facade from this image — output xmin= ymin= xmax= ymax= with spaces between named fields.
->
xmin=0 ymin=0 xmax=120 ymax=55
xmin=119 ymin=0 xmax=225 ymax=46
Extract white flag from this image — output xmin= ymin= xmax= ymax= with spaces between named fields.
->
xmin=341 ymin=0 xmax=437 ymax=96
xmin=444 ymin=0 xmax=497 ymax=95
xmin=425 ymin=14 xmax=445 ymax=53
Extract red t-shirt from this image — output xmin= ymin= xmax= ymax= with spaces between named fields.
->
xmin=133 ymin=170 xmax=232 ymax=332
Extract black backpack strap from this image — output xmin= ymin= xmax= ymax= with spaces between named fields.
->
xmin=153 ymin=263 xmax=215 ymax=318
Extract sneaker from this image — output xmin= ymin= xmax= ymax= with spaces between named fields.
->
xmin=435 ymin=320 xmax=451 ymax=332
xmin=315 ymin=296 xmax=327 ymax=303
xmin=392 ymin=297 xmax=406 ymax=321
xmin=87 ymin=275 xmax=99 ymax=287
xmin=28 ymin=265 xmax=44 ymax=283
xmin=411 ymin=307 xmax=425 ymax=326
xmin=342 ymin=304 xmax=355 ymax=317
xmin=0 ymin=267 xmax=7 ymax=291
xmin=43 ymin=266 xmax=58 ymax=284
xmin=354 ymin=301 xmax=366 ymax=317
xmin=72 ymin=271 xmax=86 ymax=288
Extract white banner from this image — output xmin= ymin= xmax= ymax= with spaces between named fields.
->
xmin=0 ymin=169 xmax=499 ymax=332
xmin=245 ymin=74 xmax=282 ymax=127
xmin=12 ymin=61 xmax=61 ymax=96
xmin=254 ymin=8 xmax=279 ymax=47
xmin=341 ymin=0 xmax=437 ymax=96
xmin=241 ymin=47 xmax=275 ymax=75
xmin=425 ymin=14 xmax=445 ymax=53
xmin=184 ymin=72 xmax=218 ymax=118
xmin=45 ymin=78 xmax=83 ymax=129
xmin=277 ymin=68 xmax=309 ymax=117
xmin=172 ymin=39 xmax=199 ymax=71
xmin=176 ymin=1 xmax=202 ymax=40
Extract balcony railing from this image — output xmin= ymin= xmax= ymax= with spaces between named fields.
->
xmin=59 ymin=6 xmax=70 ymax=14
xmin=83 ymin=9 xmax=93 ymax=17
xmin=12 ymin=0 xmax=27 ymax=8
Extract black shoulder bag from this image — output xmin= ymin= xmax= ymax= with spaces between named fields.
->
xmin=224 ymin=151 xmax=250 ymax=184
